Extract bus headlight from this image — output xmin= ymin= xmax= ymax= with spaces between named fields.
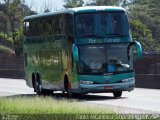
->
xmin=80 ymin=80 xmax=93 ymax=84
xmin=122 ymin=78 xmax=135 ymax=83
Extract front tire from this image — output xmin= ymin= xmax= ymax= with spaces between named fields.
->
xmin=113 ymin=91 xmax=122 ymax=98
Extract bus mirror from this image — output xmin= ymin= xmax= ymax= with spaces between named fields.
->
xmin=134 ymin=41 xmax=142 ymax=59
xmin=72 ymin=44 xmax=79 ymax=62
xmin=127 ymin=41 xmax=142 ymax=60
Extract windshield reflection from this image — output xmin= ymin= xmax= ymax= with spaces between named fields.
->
xmin=79 ymin=45 xmax=106 ymax=73
xmin=79 ymin=44 xmax=133 ymax=74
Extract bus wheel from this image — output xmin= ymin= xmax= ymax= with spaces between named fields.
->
xmin=32 ymin=73 xmax=36 ymax=92
xmin=36 ymin=74 xmax=42 ymax=95
xmin=67 ymin=82 xmax=72 ymax=98
xmin=36 ymin=81 xmax=42 ymax=95
xmin=113 ymin=91 xmax=122 ymax=98
xmin=64 ymin=76 xmax=72 ymax=98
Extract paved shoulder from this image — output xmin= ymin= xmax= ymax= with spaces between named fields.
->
xmin=0 ymin=78 xmax=34 ymax=95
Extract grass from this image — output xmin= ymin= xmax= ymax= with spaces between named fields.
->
xmin=0 ymin=32 xmax=14 ymax=54
xmin=0 ymin=33 xmax=13 ymax=44
xmin=0 ymin=45 xmax=14 ymax=54
xmin=0 ymin=96 xmax=115 ymax=120
xmin=0 ymin=96 xmax=112 ymax=114
xmin=0 ymin=96 xmax=157 ymax=120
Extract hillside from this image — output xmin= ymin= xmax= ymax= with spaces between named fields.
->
xmin=128 ymin=0 xmax=160 ymax=52
xmin=0 ymin=34 xmax=14 ymax=55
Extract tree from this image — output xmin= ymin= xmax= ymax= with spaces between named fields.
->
xmin=1 ymin=0 xmax=24 ymax=56
xmin=14 ymin=27 xmax=23 ymax=56
xmin=0 ymin=11 xmax=8 ymax=36
xmin=130 ymin=20 xmax=159 ymax=52
xmin=127 ymin=0 xmax=160 ymax=52
xmin=0 ymin=0 xmax=35 ymax=56
xmin=63 ymin=0 xmax=84 ymax=8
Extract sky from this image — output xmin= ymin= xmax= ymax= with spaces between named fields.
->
xmin=0 ymin=0 xmax=65 ymax=13
xmin=25 ymin=0 xmax=65 ymax=13
xmin=25 ymin=0 xmax=89 ymax=13
xmin=0 ymin=0 xmax=89 ymax=13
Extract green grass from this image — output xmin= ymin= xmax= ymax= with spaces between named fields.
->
xmin=0 ymin=96 xmax=157 ymax=120
xmin=0 ymin=33 xmax=13 ymax=44
xmin=0 ymin=96 xmax=115 ymax=120
xmin=0 ymin=32 xmax=14 ymax=54
xmin=0 ymin=45 xmax=14 ymax=54
xmin=0 ymin=96 xmax=113 ymax=114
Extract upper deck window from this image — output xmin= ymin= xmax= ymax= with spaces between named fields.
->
xmin=100 ymin=12 xmax=129 ymax=36
xmin=76 ymin=14 xmax=96 ymax=37
xmin=24 ymin=14 xmax=73 ymax=37
xmin=75 ymin=11 xmax=129 ymax=37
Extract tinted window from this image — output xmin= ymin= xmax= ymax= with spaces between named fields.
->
xmin=75 ymin=12 xmax=129 ymax=38
xmin=24 ymin=13 xmax=73 ymax=37
xmin=79 ymin=43 xmax=133 ymax=74
xmin=24 ymin=22 xmax=29 ymax=36
xmin=100 ymin=12 xmax=129 ymax=35
xmin=76 ymin=14 xmax=96 ymax=37
xmin=64 ymin=14 xmax=73 ymax=35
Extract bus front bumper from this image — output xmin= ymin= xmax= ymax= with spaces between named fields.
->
xmin=79 ymin=81 xmax=135 ymax=93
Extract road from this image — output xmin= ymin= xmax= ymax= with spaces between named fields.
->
xmin=0 ymin=78 xmax=160 ymax=114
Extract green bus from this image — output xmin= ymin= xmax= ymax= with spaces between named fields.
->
xmin=23 ymin=6 xmax=142 ymax=97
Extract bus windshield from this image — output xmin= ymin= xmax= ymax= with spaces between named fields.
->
xmin=79 ymin=43 xmax=133 ymax=74
xmin=76 ymin=12 xmax=129 ymax=37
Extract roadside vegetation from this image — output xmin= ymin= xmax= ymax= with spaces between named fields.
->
xmin=0 ymin=96 xmax=158 ymax=120
xmin=0 ymin=96 xmax=113 ymax=114
xmin=0 ymin=96 xmax=115 ymax=120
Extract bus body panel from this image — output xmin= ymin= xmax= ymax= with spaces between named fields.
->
xmin=78 ymin=72 xmax=134 ymax=84
xmin=24 ymin=35 xmax=72 ymax=91
xmin=78 ymin=81 xmax=135 ymax=94
xmin=70 ymin=72 xmax=135 ymax=93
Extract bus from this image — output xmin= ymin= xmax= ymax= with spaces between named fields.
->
xmin=23 ymin=6 xmax=142 ymax=97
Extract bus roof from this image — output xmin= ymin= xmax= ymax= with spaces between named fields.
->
xmin=72 ymin=6 xmax=125 ymax=13
xmin=24 ymin=6 xmax=125 ymax=20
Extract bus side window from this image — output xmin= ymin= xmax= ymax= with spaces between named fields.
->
xmin=65 ymin=14 xmax=73 ymax=35
xmin=29 ymin=20 xmax=36 ymax=36
xmin=51 ymin=16 xmax=55 ymax=35
xmin=55 ymin=15 xmax=60 ymax=34
xmin=24 ymin=53 xmax=28 ymax=67
xmin=47 ymin=16 xmax=53 ymax=35
xmin=24 ymin=21 xmax=29 ymax=37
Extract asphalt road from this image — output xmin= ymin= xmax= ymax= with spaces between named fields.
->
xmin=0 ymin=78 xmax=160 ymax=114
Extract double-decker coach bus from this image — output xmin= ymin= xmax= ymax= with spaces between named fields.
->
xmin=23 ymin=6 xmax=142 ymax=97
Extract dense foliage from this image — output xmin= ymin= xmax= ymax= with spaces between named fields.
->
xmin=63 ymin=0 xmax=84 ymax=8
xmin=0 ymin=0 xmax=35 ymax=56
xmin=128 ymin=0 xmax=160 ymax=52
